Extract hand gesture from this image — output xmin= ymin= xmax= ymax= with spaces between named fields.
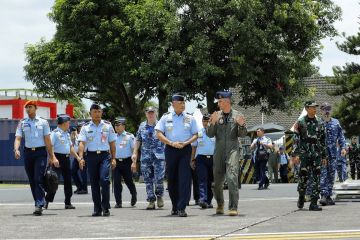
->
xmin=210 ymin=111 xmax=220 ymax=125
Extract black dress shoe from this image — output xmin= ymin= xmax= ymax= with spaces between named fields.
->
xmin=103 ymin=209 xmax=110 ymax=217
xmin=178 ymin=209 xmax=187 ymax=217
xmin=131 ymin=194 xmax=137 ymax=206
xmin=74 ymin=189 xmax=80 ymax=194
xmin=65 ymin=204 xmax=76 ymax=209
xmin=77 ymin=190 xmax=88 ymax=194
xmin=114 ymin=203 xmax=122 ymax=208
xmin=92 ymin=211 xmax=102 ymax=217
xmin=297 ymin=195 xmax=305 ymax=209
xmin=309 ymin=203 xmax=322 ymax=211
xmin=258 ymin=186 xmax=264 ymax=190
xmin=319 ymin=196 xmax=328 ymax=206
xmin=44 ymin=202 xmax=49 ymax=210
xmin=195 ymin=200 xmax=199 ymax=205
xmin=171 ymin=210 xmax=178 ymax=215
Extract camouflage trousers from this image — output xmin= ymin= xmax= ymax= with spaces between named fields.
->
xmin=320 ymin=149 xmax=337 ymax=197
xmin=298 ymin=154 xmax=321 ymax=203
xmin=141 ymin=157 xmax=165 ymax=202
xmin=336 ymin=162 xmax=347 ymax=182
xmin=349 ymin=157 xmax=360 ymax=180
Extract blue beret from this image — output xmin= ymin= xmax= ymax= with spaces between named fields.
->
xmin=215 ymin=91 xmax=232 ymax=99
xmin=172 ymin=93 xmax=185 ymax=101
xmin=90 ymin=103 xmax=101 ymax=111
xmin=320 ymin=102 xmax=332 ymax=111
xmin=57 ymin=114 xmax=70 ymax=124
xmin=114 ymin=117 xmax=126 ymax=125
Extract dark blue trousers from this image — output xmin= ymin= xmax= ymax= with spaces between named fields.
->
xmin=45 ymin=153 xmax=73 ymax=205
xmin=279 ymin=164 xmax=288 ymax=183
xmin=165 ymin=145 xmax=192 ymax=211
xmin=87 ymin=151 xmax=111 ymax=213
xmin=196 ymin=155 xmax=214 ymax=204
xmin=255 ymin=159 xmax=268 ymax=187
xmin=113 ymin=157 xmax=137 ymax=204
xmin=71 ymin=155 xmax=88 ymax=191
xmin=24 ymin=147 xmax=47 ymax=207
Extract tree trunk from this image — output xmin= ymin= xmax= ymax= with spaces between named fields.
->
xmin=158 ymin=87 xmax=169 ymax=118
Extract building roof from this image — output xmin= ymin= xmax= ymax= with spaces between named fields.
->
xmin=231 ymin=77 xmax=343 ymax=130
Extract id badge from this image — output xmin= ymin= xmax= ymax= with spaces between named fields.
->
xmin=101 ymin=133 xmax=106 ymax=143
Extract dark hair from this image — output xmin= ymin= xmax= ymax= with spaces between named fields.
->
xmin=256 ymin=127 xmax=265 ymax=132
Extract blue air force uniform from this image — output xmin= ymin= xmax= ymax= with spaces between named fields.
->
xmin=45 ymin=115 xmax=74 ymax=207
xmin=113 ymin=118 xmax=137 ymax=207
xmin=78 ymin=117 xmax=116 ymax=214
xmin=136 ymin=119 xmax=165 ymax=203
xmin=320 ymin=117 xmax=346 ymax=197
xmin=155 ymin=95 xmax=199 ymax=214
xmin=192 ymin=123 xmax=215 ymax=206
xmin=71 ymin=122 xmax=88 ymax=194
xmin=15 ymin=114 xmax=50 ymax=208
xmin=336 ymin=146 xmax=347 ymax=182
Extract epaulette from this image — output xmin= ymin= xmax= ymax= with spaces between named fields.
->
xmin=186 ymin=112 xmax=193 ymax=116
xmin=84 ymin=122 xmax=91 ymax=126
xmin=104 ymin=120 xmax=111 ymax=124
xmin=53 ymin=129 xmax=60 ymax=133
xmin=164 ymin=112 xmax=171 ymax=115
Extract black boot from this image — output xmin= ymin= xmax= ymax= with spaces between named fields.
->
xmin=326 ymin=197 xmax=335 ymax=205
xmin=309 ymin=203 xmax=322 ymax=211
xmin=297 ymin=195 xmax=305 ymax=209
xmin=319 ymin=196 xmax=328 ymax=206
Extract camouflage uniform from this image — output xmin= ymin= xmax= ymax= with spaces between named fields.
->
xmin=136 ymin=121 xmax=165 ymax=202
xmin=320 ymin=118 xmax=346 ymax=198
xmin=293 ymin=115 xmax=327 ymax=207
xmin=349 ymin=142 xmax=360 ymax=180
xmin=206 ymin=109 xmax=247 ymax=211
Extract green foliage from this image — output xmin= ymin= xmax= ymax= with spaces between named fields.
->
xmin=25 ymin=0 xmax=341 ymax=127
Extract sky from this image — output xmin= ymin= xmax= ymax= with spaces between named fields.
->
xmin=0 ymin=0 xmax=359 ymax=112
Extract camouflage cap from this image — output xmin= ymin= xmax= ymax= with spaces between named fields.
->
xmin=304 ymin=100 xmax=319 ymax=107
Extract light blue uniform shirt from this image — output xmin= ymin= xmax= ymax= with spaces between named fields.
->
xmin=155 ymin=111 xmax=198 ymax=142
xmin=115 ymin=131 xmax=135 ymax=158
xmin=78 ymin=120 xmax=116 ymax=151
xmin=73 ymin=134 xmax=87 ymax=153
xmin=15 ymin=116 xmax=51 ymax=148
xmin=252 ymin=136 xmax=272 ymax=151
xmin=192 ymin=128 xmax=215 ymax=156
xmin=279 ymin=153 xmax=289 ymax=165
xmin=51 ymin=127 xmax=72 ymax=154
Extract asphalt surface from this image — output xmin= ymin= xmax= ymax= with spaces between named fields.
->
xmin=1 ymin=183 xmax=360 ymax=240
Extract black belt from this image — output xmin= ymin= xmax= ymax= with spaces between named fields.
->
xmin=87 ymin=150 xmax=109 ymax=154
xmin=25 ymin=146 xmax=46 ymax=151
xmin=199 ymin=154 xmax=213 ymax=159
xmin=116 ymin=157 xmax=131 ymax=162
xmin=55 ymin=153 xmax=70 ymax=157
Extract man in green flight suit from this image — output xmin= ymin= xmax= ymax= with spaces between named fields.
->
xmin=292 ymin=100 xmax=328 ymax=211
xmin=207 ymin=91 xmax=247 ymax=216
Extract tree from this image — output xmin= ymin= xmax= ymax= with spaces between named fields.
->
xmin=25 ymin=0 xmax=180 ymax=127
xmin=172 ymin=0 xmax=341 ymax=113
xmin=329 ymin=25 xmax=360 ymax=136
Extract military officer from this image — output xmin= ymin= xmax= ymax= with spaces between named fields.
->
xmin=132 ymin=106 xmax=165 ymax=210
xmin=78 ymin=103 xmax=117 ymax=217
xmin=349 ymin=136 xmax=360 ymax=180
xmin=191 ymin=114 xmax=215 ymax=209
xmin=155 ymin=93 xmax=198 ymax=217
xmin=292 ymin=100 xmax=327 ymax=211
xmin=318 ymin=102 xmax=346 ymax=206
xmin=14 ymin=100 xmax=57 ymax=216
xmin=113 ymin=117 xmax=137 ymax=208
xmin=71 ymin=121 xmax=88 ymax=194
xmin=45 ymin=114 xmax=83 ymax=209
xmin=207 ymin=91 xmax=247 ymax=216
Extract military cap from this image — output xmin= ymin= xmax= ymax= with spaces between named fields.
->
xmin=145 ymin=106 xmax=156 ymax=112
xmin=215 ymin=91 xmax=232 ymax=99
xmin=202 ymin=114 xmax=210 ymax=121
xmin=77 ymin=121 xmax=86 ymax=128
xmin=90 ymin=102 xmax=101 ymax=111
xmin=320 ymin=102 xmax=332 ymax=111
xmin=304 ymin=100 xmax=319 ymax=107
xmin=279 ymin=146 xmax=285 ymax=150
xmin=57 ymin=114 xmax=70 ymax=124
xmin=172 ymin=93 xmax=185 ymax=101
xmin=24 ymin=100 xmax=38 ymax=108
xmin=114 ymin=117 xmax=126 ymax=125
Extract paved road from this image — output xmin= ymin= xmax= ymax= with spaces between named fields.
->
xmin=1 ymin=183 xmax=359 ymax=239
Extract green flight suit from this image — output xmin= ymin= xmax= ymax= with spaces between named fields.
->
xmin=206 ymin=109 xmax=247 ymax=210
xmin=293 ymin=115 xmax=327 ymax=204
